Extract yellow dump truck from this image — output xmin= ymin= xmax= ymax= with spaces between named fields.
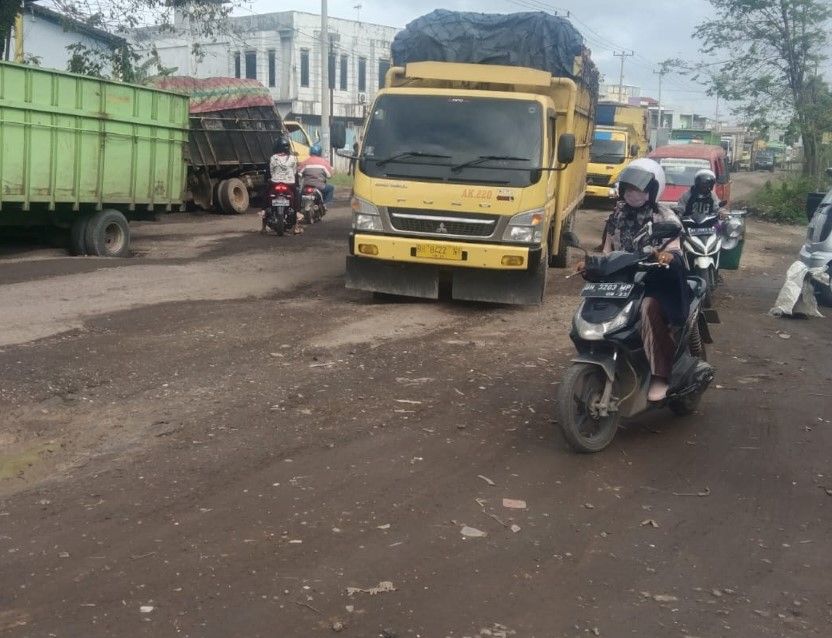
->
xmin=585 ymin=102 xmax=649 ymax=199
xmin=345 ymin=11 xmax=597 ymax=305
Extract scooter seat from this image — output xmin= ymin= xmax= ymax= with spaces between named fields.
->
xmin=687 ymin=276 xmax=707 ymax=298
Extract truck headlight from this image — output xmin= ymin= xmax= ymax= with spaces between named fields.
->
xmin=352 ymin=197 xmax=382 ymax=231
xmin=503 ymin=209 xmax=544 ymax=243
xmin=574 ymin=301 xmax=633 ymax=341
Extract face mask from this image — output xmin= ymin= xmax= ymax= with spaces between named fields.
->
xmin=624 ymin=189 xmax=650 ymax=208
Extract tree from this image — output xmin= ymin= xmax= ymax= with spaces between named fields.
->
xmin=0 ymin=0 xmax=239 ymax=80
xmin=694 ymin=0 xmax=831 ymax=178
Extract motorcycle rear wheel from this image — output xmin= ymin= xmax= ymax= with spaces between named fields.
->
xmin=268 ymin=209 xmax=285 ymax=236
xmin=557 ymin=363 xmax=620 ymax=453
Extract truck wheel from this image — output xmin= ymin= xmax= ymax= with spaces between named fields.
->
xmin=69 ymin=215 xmax=89 ymax=256
xmin=548 ymin=214 xmax=574 ymax=268
xmin=217 ymin=178 xmax=250 ymax=214
xmin=84 ymin=209 xmax=130 ymax=258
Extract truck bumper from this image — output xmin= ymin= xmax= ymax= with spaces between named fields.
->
xmin=347 ymin=233 xmax=546 ymax=305
xmin=586 ymin=184 xmax=616 ymax=199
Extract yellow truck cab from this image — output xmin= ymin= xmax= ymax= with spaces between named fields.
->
xmin=285 ymin=120 xmax=312 ymax=162
xmin=585 ymin=103 xmax=648 ymax=199
xmin=347 ymin=56 xmax=596 ymax=305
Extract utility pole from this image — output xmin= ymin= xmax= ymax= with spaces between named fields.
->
xmin=320 ymin=0 xmax=330 ymax=158
xmin=614 ymin=50 xmax=634 ymax=104
xmin=714 ymin=92 xmax=720 ymax=133
xmin=653 ymin=67 xmax=664 ymax=134
xmin=13 ymin=0 xmax=24 ymax=63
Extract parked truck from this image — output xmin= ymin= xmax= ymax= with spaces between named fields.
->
xmin=344 ymin=10 xmax=598 ymax=305
xmin=0 ymin=61 xmax=189 ymax=256
xmin=147 ymin=76 xmax=288 ymax=214
xmin=585 ymin=102 xmax=648 ymax=199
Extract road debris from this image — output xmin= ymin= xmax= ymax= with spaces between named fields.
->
xmin=641 ymin=592 xmax=678 ymax=603
xmin=395 ymin=399 xmax=423 ymax=405
xmin=460 ymin=526 xmax=487 ymax=538
xmin=477 ymin=474 xmax=496 ymax=486
xmin=331 ymin=620 xmax=345 ymax=632
xmin=672 ymin=487 xmax=711 ymax=497
xmin=502 ymin=498 xmax=526 ymax=510
xmin=139 ymin=605 xmax=154 ymax=613
xmin=510 ymin=524 xmax=521 ymax=533
xmin=377 ymin=524 xmax=391 ymax=530
xmin=641 ymin=519 xmax=660 ymax=528
xmin=346 ymin=581 xmax=396 ymax=596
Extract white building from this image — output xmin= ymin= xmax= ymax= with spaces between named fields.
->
xmin=600 ymin=83 xmax=640 ymax=104
xmin=8 ymin=3 xmax=125 ymax=73
xmin=133 ymin=11 xmax=399 ymax=144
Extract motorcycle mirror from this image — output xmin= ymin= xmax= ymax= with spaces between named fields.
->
xmin=651 ymin=221 xmax=681 ymax=240
xmin=562 ymin=231 xmax=582 ymax=249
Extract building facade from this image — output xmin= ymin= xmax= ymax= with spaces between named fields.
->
xmin=9 ymin=3 xmax=125 ymax=73
xmin=133 ymin=11 xmax=398 ymax=143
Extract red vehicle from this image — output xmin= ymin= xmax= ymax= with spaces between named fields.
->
xmin=648 ymin=145 xmax=732 ymax=208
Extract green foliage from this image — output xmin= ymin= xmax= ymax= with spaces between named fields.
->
xmin=693 ymin=0 xmax=832 ymax=177
xmin=749 ymin=175 xmax=827 ymax=224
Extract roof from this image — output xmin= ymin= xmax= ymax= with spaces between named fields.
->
xmin=27 ymin=3 xmax=126 ymax=47
xmin=649 ymin=144 xmax=725 ymax=160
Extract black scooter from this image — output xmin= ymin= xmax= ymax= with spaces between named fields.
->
xmin=263 ymin=181 xmax=298 ymax=236
xmin=557 ymin=222 xmax=718 ymax=453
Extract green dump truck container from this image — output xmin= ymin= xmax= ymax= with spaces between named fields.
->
xmin=0 ymin=61 xmax=189 ymax=256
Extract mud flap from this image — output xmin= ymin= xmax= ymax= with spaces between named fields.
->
xmin=452 ymin=255 xmax=547 ymax=305
xmin=345 ymin=256 xmax=439 ymax=299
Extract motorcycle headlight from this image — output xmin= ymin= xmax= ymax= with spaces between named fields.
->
xmin=574 ymin=301 xmax=634 ymax=341
xmin=352 ymin=197 xmax=382 ymax=231
xmin=503 ymin=209 xmax=545 ymax=244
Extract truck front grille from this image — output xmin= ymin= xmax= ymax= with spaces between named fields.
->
xmin=586 ymin=173 xmax=611 ymax=187
xmin=388 ymin=208 xmax=498 ymax=238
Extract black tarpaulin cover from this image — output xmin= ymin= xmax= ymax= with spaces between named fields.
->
xmin=391 ymin=10 xmax=599 ymax=91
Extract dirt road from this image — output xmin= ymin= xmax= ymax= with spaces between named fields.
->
xmin=1 ymin=188 xmax=830 ymax=637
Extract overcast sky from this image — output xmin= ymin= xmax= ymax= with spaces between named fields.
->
xmin=242 ymin=0 xmax=723 ymax=117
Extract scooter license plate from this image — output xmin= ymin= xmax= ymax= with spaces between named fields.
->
xmin=688 ymin=227 xmax=714 ymax=236
xmin=581 ymin=282 xmax=634 ymax=299
xmin=271 ymin=198 xmax=290 ymax=206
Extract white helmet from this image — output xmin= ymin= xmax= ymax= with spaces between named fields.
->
xmin=627 ymin=158 xmax=666 ymax=200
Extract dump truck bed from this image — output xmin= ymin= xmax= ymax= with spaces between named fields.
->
xmin=0 ymin=61 xmax=188 ymax=220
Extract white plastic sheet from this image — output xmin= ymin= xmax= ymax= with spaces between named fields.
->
xmin=770 ymin=261 xmax=826 ymax=318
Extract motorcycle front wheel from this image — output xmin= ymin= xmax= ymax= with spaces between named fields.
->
xmin=557 ymin=363 xmax=620 ymax=453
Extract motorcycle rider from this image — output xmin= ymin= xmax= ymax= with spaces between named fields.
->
xmin=267 ymin=136 xmax=302 ymax=235
xmin=578 ymin=159 xmax=687 ymax=402
xmin=675 ymin=169 xmax=725 ymax=220
xmin=298 ymin=144 xmax=335 ymax=208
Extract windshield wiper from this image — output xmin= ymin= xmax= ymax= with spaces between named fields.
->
xmin=374 ymin=151 xmax=452 ymax=167
xmin=451 ymin=155 xmax=529 ymax=173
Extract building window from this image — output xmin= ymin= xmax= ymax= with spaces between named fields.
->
xmin=340 ymin=54 xmax=348 ymax=90
xmin=358 ymin=57 xmax=366 ymax=92
xmin=245 ymin=50 xmax=257 ymax=80
xmin=268 ymin=49 xmax=276 ymax=87
xmin=378 ymin=58 xmax=390 ymax=90
xmin=234 ymin=51 xmax=241 ymax=78
xmin=300 ymin=49 xmax=310 ymax=87
xmin=328 ymin=51 xmax=336 ymax=90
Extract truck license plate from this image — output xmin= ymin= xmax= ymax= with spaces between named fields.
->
xmin=581 ymin=282 xmax=634 ymax=299
xmin=414 ymin=244 xmax=464 ymax=261
xmin=272 ymin=198 xmax=290 ymax=206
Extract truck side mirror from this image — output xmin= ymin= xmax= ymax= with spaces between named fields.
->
xmin=630 ymin=144 xmax=639 ymax=157
xmin=557 ymin=133 xmax=576 ymax=165
xmin=330 ymin=122 xmax=347 ymax=150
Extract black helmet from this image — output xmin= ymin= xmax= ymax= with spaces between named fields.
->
xmin=618 ymin=164 xmax=660 ymax=205
xmin=273 ymin=136 xmax=291 ymax=154
xmin=694 ymin=169 xmax=716 ymax=192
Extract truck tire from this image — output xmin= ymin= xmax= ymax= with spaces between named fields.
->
xmin=69 ymin=215 xmax=89 ymax=256
xmin=84 ymin=209 xmax=131 ymax=258
xmin=548 ymin=214 xmax=574 ymax=268
xmin=217 ymin=178 xmax=249 ymax=214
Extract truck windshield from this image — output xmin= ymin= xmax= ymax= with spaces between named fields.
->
xmin=361 ymin=95 xmax=542 ymax=187
xmin=590 ymin=138 xmax=626 ymax=164
xmin=657 ymin=158 xmax=711 ymax=186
